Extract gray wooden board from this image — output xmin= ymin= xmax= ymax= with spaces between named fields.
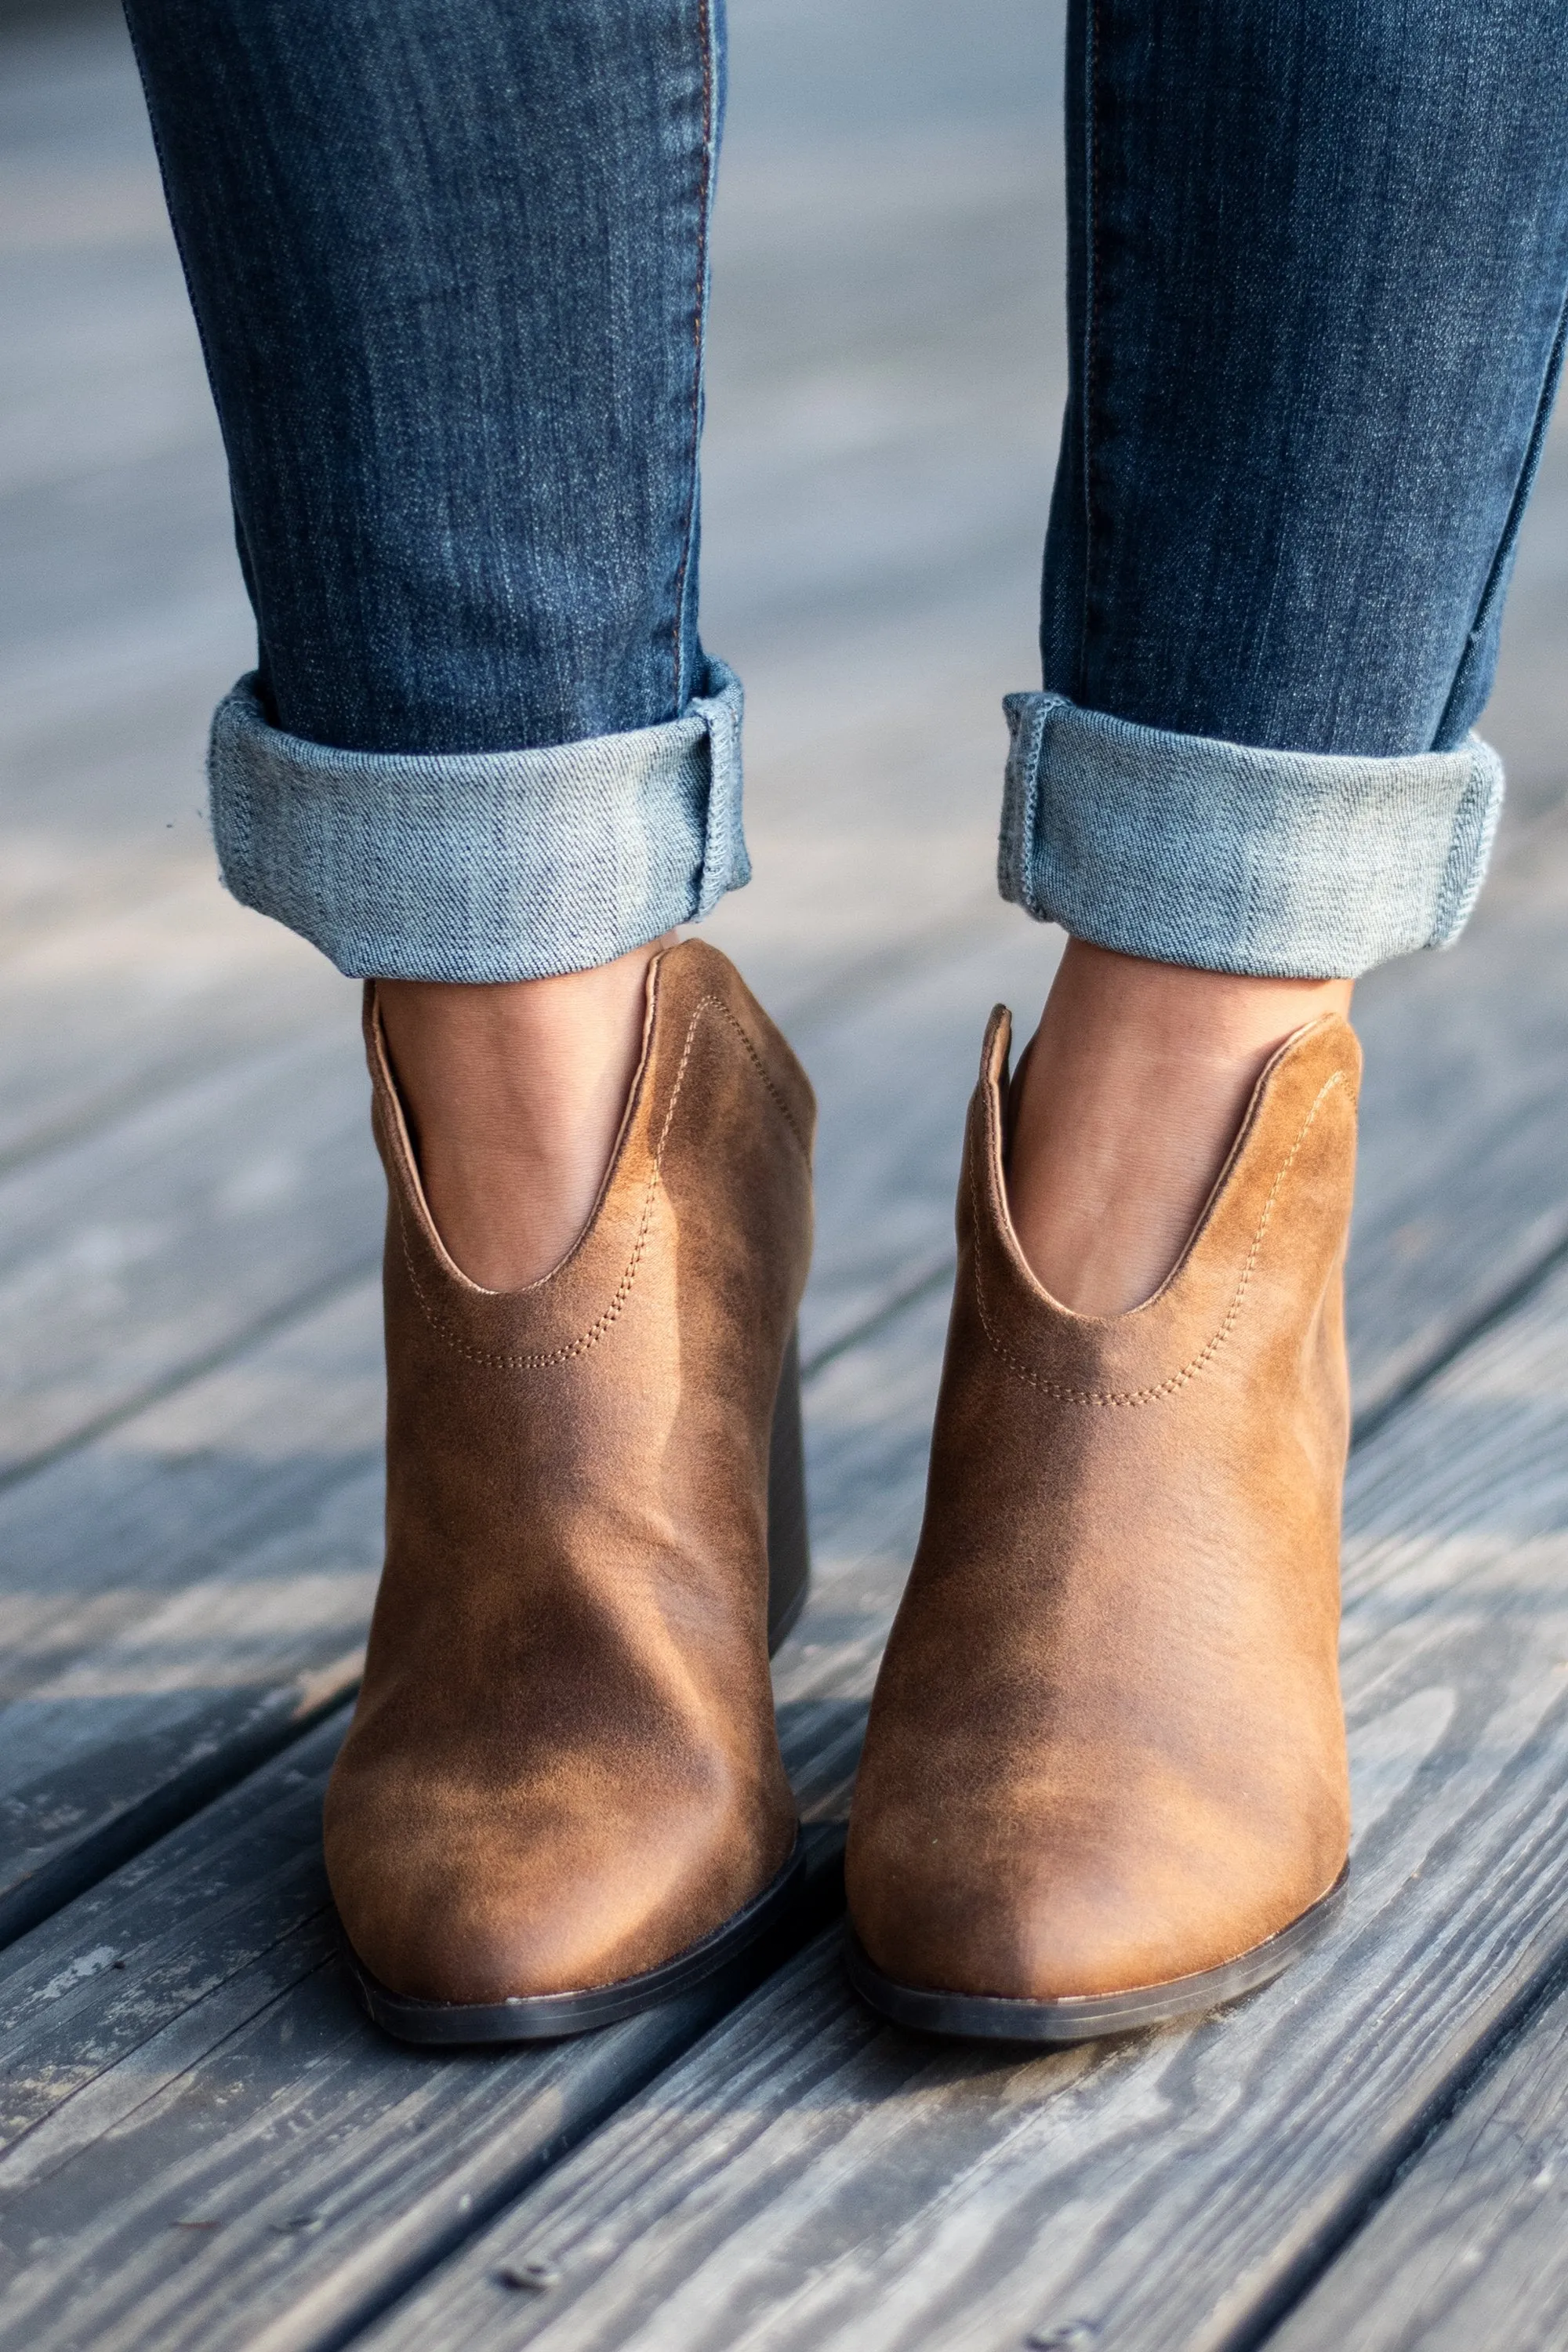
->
xmin=0 ymin=869 xmax=350 ymax=1175
xmin=2 ymin=8 xmax=1568 ymax=2346
xmin=10 ymin=1209 xmax=1568 ymax=2352
xmin=0 ymin=1276 xmax=383 ymax=1939
xmin=0 ymin=1023 xmax=379 ymax=1483
xmin=5 ymin=804 xmax=1568 ymax=1484
xmin=0 ymin=1290 xmax=950 ymax=2352
xmin=1265 ymin=1974 xmax=1568 ymax=2351
xmin=0 ymin=1707 xmax=807 ymax=2352
xmin=348 ymin=1247 xmax=1568 ymax=2352
xmin=1347 ymin=817 xmax=1568 ymax=1427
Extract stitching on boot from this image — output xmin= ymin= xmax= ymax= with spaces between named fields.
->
xmin=972 ymin=1069 xmax=1350 ymax=1406
xmin=394 ymin=993 xmax=808 ymax=1370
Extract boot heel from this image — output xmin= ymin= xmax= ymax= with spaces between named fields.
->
xmin=766 ymin=1324 xmax=810 ymax=1653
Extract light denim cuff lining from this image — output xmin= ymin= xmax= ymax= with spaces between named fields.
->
xmin=209 ymin=658 xmax=749 ymax=982
xmin=1000 ymin=692 xmax=1504 ymax=978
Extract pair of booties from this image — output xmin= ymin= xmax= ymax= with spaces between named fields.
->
xmin=325 ymin=938 xmax=1357 ymax=2045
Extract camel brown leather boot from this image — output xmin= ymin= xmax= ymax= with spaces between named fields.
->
xmin=326 ymin=938 xmax=815 ymax=2043
xmin=845 ymin=1007 xmax=1359 ymax=2040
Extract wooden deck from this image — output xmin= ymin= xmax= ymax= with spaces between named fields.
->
xmin=5 ymin=3 xmax=1568 ymax=2346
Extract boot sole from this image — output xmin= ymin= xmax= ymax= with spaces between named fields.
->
xmin=844 ymin=1863 xmax=1349 ymax=2043
xmin=343 ymin=1835 xmax=808 ymax=2045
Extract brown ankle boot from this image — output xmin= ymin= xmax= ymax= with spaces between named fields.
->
xmin=325 ymin=938 xmax=815 ymax=2042
xmin=845 ymin=1008 xmax=1358 ymax=2040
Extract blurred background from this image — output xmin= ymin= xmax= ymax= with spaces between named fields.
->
xmin=0 ymin=0 xmax=1064 ymax=1033
xmin=3 ymin=0 xmax=1568 ymax=1483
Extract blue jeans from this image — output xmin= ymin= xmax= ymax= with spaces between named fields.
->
xmin=123 ymin=0 xmax=1568 ymax=983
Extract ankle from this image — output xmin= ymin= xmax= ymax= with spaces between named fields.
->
xmin=1007 ymin=939 xmax=1352 ymax=1316
xmin=377 ymin=935 xmax=673 ymax=1289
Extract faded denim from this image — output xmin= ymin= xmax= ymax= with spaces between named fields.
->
xmin=127 ymin=0 xmax=1568 ymax=982
xmin=212 ymin=662 xmax=746 ymax=983
xmin=124 ymin=0 xmax=736 ymax=980
xmin=1001 ymin=697 xmax=1504 ymax=980
xmin=1016 ymin=0 xmax=1568 ymax=975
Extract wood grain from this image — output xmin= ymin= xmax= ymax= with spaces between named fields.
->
xmin=0 ymin=1277 xmax=382 ymax=1940
xmin=1267 ymin=1958 xmax=1568 ymax=2351
xmin=1348 ymin=818 xmax=1568 ymax=1426
xmin=352 ymin=1252 xmax=1568 ymax=2352
xmin=0 ymin=1289 xmax=948 ymax=2352
xmin=2 ymin=0 xmax=1566 ymax=1490
xmin=0 ymin=1028 xmax=379 ymax=1481
xmin=3 ymin=7 xmax=1568 ymax=2347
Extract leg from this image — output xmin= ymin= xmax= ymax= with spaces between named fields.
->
xmin=122 ymin=0 xmax=746 ymax=1283
xmin=1007 ymin=0 xmax=1568 ymax=1314
xmin=849 ymin=0 xmax=1568 ymax=2037
xmin=1007 ymin=943 xmax=1350 ymax=1315
xmin=124 ymin=0 xmax=815 ymax=2031
xmin=376 ymin=945 xmax=670 ymax=1288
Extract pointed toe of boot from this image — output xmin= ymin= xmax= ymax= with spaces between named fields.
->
xmin=326 ymin=1769 xmax=800 ymax=2015
xmin=847 ymin=1794 xmax=1348 ymax=2033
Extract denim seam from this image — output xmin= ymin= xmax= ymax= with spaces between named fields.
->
xmin=1436 ymin=285 xmax=1568 ymax=750
xmin=1080 ymin=0 xmax=1104 ymax=704
xmin=670 ymin=0 xmax=717 ymax=714
xmin=996 ymin=689 xmax=1048 ymax=906
xmin=394 ymin=992 xmax=807 ymax=1370
xmin=691 ymin=660 xmax=749 ymax=919
xmin=972 ymin=1069 xmax=1348 ymax=1404
xmin=1429 ymin=739 xmax=1505 ymax=946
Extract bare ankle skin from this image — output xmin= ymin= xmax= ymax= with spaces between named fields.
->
xmin=376 ymin=934 xmax=675 ymax=1290
xmin=1007 ymin=937 xmax=1354 ymax=1316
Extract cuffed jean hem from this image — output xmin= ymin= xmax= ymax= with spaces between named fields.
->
xmin=999 ymin=693 xmax=1505 ymax=979
xmin=207 ymin=657 xmax=749 ymax=982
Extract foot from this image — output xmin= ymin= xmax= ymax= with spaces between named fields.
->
xmin=330 ymin=942 xmax=816 ymax=2035
xmin=376 ymin=933 xmax=675 ymax=1290
xmin=1007 ymin=938 xmax=1353 ymax=1315
xmin=845 ymin=1000 xmax=1360 ymax=2038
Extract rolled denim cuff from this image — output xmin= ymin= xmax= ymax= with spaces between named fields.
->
xmin=1000 ymin=692 xmax=1504 ymax=978
xmin=208 ymin=658 xmax=749 ymax=981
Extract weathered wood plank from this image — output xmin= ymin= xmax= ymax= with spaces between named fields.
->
xmin=1265 ymin=1969 xmax=1568 ymax=2352
xmin=1348 ymin=818 xmax=1568 ymax=1425
xmin=0 ymin=1291 xmax=948 ymax=2352
xmin=0 ymin=1708 xmax=823 ymax=2352
xmin=0 ymin=868 xmax=344 ymax=1173
xmin=0 ymin=9 xmax=1566 ymax=2349
xmin=0 ymin=1276 xmax=382 ymax=1939
xmin=347 ymin=1250 xmax=1568 ymax=2352
xmin=5 ymin=1192 xmax=1568 ymax=2352
xmin=0 ymin=1024 xmax=379 ymax=1480
xmin=4 ymin=812 xmax=1566 ymax=1494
